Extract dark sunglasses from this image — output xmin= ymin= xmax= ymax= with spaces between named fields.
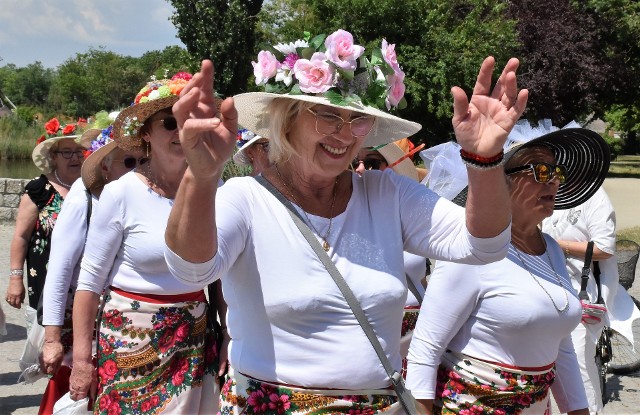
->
xmin=158 ymin=116 xmax=178 ymax=131
xmin=114 ymin=157 xmax=149 ymax=169
xmin=350 ymin=157 xmax=387 ymax=171
xmin=505 ymin=163 xmax=567 ymax=184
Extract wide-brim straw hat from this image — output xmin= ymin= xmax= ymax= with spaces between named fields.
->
xmin=233 ymin=92 xmax=421 ymax=148
xmin=377 ymin=142 xmax=419 ymax=181
xmin=233 ymin=129 xmax=265 ymax=167
xmin=504 ymin=128 xmax=610 ymax=210
xmin=81 ymin=141 xmax=118 ymax=191
xmin=32 ymin=135 xmax=91 ymax=174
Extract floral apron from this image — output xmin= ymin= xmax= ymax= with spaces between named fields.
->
xmin=94 ymin=288 xmax=218 ymax=415
xmin=435 ymin=350 xmax=555 ymax=415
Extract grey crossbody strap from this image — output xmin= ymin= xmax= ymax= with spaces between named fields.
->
xmin=406 ymin=273 xmax=423 ymax=305
xmin=255 ymin=175 xmax=418 ymax=413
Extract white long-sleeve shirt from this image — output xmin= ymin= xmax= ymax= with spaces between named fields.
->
xmin=42 ymin=178 xmax=97 ymax=326
xmin=77 ymin=172 xmax=201 ymax=295
xmin=406 ymin=234 xmax=587 ymax=412
xmin=165 ymin=170 xmax=511 ymax=389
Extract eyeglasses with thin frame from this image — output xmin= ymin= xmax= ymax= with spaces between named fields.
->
xmin=154 ymin=116 xmax=177 ymax=132
xmin=350 ymin=157 xmax=387 ymax=171
xmin=505 ymin=163 xmax=567 ymax=184
xmin=306 ymin=108 xmax=375 ymax=138
xmin=54 ymin=150 xmax=85 ymax=159
xmin=113 ymin=156 xmax=149 ymax=169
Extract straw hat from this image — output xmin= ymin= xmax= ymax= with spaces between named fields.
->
xmin=376 ymin=140 xmax=422 ymax=181
xmin=32 ymin=117 xmax=90 ymax=173
xmin=112 ymin=72 xmax=193 ymax=150
xmin=422 ymin=120 xmax=610 ymax=210
xmin=234 ymin=29 xmax=421 ymax=148
xmin=233 ymin=128 xmax=265 ymax=167
xmin=80 ymin=111 xmax=121 ymax=191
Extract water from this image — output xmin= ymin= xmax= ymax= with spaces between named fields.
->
xmin=0 ymin=159 xmax=42 ymax=179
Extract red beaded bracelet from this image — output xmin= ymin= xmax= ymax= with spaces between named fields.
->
xmin=459 ymin=149 xmax=504 ymax=163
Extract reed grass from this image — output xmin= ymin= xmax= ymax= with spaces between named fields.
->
xmin=0 ymin=116 xmax=40 ymax=159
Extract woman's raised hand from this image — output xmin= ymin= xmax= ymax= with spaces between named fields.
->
xmin=173 ymin=60 xmax=238 ymax=181
xmin=452 ymin=57 xmax=528 ymax=157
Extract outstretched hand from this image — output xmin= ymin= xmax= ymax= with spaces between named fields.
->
xmin=452 ymin=57 xmax=528 ymax=157
xmin=173 ymin=60 xmax=238 ymax=181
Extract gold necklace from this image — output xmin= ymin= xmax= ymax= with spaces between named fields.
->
xmin=275 ymin=164 xmax=338 ymax=252
xmin=512 ymin=232 xmax=570 ymax=313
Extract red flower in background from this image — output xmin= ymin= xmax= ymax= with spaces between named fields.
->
xmin=36 ymin=135 xmax=46 ymax=144
xmin=77 ymin=118 xmax=88 ymax=125
xmin=172 ymin=72 xmax=192 ymax=81
xmin=44 ymin=118 xmax=60 ymax=135
xmin=62 ymin=124 xmax=76 ymax=135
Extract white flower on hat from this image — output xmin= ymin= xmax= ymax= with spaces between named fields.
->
xmin=273 ymin=40 xmax=309 ymax=55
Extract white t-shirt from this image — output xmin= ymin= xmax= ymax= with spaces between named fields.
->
xmin=42 ymin=178 xmax=97 ymax=326
xmin=77 ymin=172 xmax=201 ymax=295
xmin=406 ymin=234 xmax=587 ymax=412
xmin=165 ymin=170 xmax=511 ymax=389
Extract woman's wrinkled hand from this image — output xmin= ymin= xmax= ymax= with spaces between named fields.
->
xmin=69 ymin=360 xmax=97 ymax=402
xmin=452 ymin=56 xmax=528 ymax=157
xmin=40 ymin=340 xmax=64 ymax=376
xmin=218 ymin=328 xmax=231 ymax=377
xmin=173 ymin=60 xmax=238 ymax=181
xmin=5 ymin=276 xmax=25 ymax=309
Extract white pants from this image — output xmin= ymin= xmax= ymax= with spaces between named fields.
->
xmin=571 ymin=322 xmax=605 ymax=414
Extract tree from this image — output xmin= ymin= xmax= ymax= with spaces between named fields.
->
xmin=167 ymin=0 xmax=264 ymax=96
xmin=506 ymin=0 xmax=614 ymax=126
xmin=0 ymin=62 xmax=53 ymax=107
xmin=257 ymin=0 xmax=520 ymax=142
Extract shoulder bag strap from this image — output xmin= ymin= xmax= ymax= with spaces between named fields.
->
xmin=579 ymin=241 xmax=595 ymax=301
xmin=406 ymin=273 xmax=423 ymax=305
xmin=85 ymin=188 xmax=93 ymax=232
xmin=254 ymin=176 xmax=418 ymax=413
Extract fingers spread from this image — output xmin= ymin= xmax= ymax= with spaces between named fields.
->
xmin=472 ymin=56 xmax=496 ymax=96
xmin=451 ymin=86 xmax=471 ymax=125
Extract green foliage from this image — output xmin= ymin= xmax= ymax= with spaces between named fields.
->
xmin=14 ymin=106 xmax=40 ymax=125
xmin=167 ymin=0 xmax=264 ymax=96
xmin=257 ymin=0 xmax=519 ymax=142
xmin=0 ymin=115 xmax=41 ymax=159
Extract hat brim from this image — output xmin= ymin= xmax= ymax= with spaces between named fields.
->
xmin=233 ymin=92 xmax=421 ymax=148
xmin=112 ymin=96 xmax=179 ymax=150
xmin=377 ymin=143 xmax=419 ymax=181
xmin=80 ymin=128 xmax=103 ymax=146
xmin=505 ymin=128 xmax=610 ymax=210
xmin=232 ymin=132 xmax=264 ymax=167
xmin=453 ymin=128 xmax=610 ymax=209
xmin=81 ymin=141 xmax=118 ymax=191
xmin=31 ymin=135 xmax=88 ymax=173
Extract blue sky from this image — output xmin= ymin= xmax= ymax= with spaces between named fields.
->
xmin=0 ymin=0 xmax=184 ymax=68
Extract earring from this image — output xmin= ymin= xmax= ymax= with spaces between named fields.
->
xmin=104 ymin=173 xmax=109 ymax=182
xmin=146 ymin=142 xmax=150 ymax=158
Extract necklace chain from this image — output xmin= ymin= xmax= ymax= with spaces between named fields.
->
xmin=512 ymin=232 xmax=569 ymax=313
xmin=275 ymin=164 xmax=338 ymax=252
xmin=54 ymin=169 xmax=71 ymax=188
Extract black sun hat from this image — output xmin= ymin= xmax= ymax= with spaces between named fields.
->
xmin=423 ymin=120 xmax=610 ymax=210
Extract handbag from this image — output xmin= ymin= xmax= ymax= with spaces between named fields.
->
xmin=579 ymin=241 xmax=607 ymax=325
xmin=255 ymin=176 xmax=424 ymax=414
xmin=18 ymin=305 xmax=47 ymax=383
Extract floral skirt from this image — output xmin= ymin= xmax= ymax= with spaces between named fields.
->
xmin=219 ymin=369 xmax=406 ymax=414
xmin=94 ymin=288 xmax=218 ymax=415
xmin=435 ymin=350 xmax=555 ymax=415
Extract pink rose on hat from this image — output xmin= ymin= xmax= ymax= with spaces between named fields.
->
xmin=293 ymin=52 xmax=335 ymax=93
xmin=325 ymin=29 xmax=365 ymax=71
xmin=386 ymin=70 xmax=406 ymax=110
xmin=381 ymin=39 xmax=400 ymax=72
xmin=253 ymin=50 xmax=281 ymax=85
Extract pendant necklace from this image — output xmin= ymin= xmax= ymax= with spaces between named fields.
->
xmin=512 ymin=232 xmax=570 ymax=313
xmin=54 ymin=170 xmax=72 ymax=189
xmin=275 ymin=164 xmax=338 ymax=252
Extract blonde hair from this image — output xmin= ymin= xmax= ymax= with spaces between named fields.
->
xmin=266 ymin=98 xmax=314 ymax=164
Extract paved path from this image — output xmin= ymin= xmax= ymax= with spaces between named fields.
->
xmin=1 ymin=178 xmax=639 ymax=414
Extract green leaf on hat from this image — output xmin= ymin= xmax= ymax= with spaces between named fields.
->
xmin=300 ymin=47 xmax=315 ymax=60
xmin=288 ymin=84 xmax=303 ymax=95
xmin=337 ymin=68 xmax=354 ymax=81
xmin=309 ymin=34 xmax=326 ymax=50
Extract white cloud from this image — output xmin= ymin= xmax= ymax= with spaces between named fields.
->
xmin=0 ymin=0 xmax=183 ymax=67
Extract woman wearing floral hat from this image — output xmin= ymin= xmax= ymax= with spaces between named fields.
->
xmin=164 ymin=28 xmax=528 ymax=414
xmin=233 ymin=128 xmax=271 ymax=176
xmin=5 ymin=118 xmax=88 ymax=313
xmin=38 ymin=112 xmax=147 ymax=415
xmin=69 ymin=74 xmax=221 ymax=414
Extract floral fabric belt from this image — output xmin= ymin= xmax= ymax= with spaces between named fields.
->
xmin=219 ymin=369 xmax=404 ymax=414
xmin=435 ymin=350 xmax=556 ymax=415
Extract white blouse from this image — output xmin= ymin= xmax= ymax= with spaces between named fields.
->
xmin=166 ymin=170 xmax=511 ymax=389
